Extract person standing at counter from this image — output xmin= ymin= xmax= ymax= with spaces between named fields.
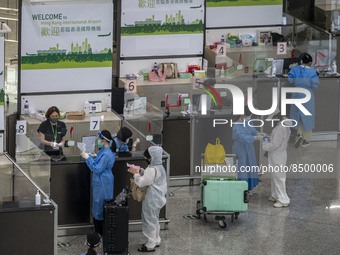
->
xmin=80 ymin=130 xmax=116 ymax=236
xmin=37 ymin=106 xmax=67 ymax=155
xmin=263 ymin=111 xmax=291 ymax=208
xmin=232 ymin=106 xmax=263 ymax=194
xmin=288 ymin=52 xmax=319 ymax=148
xmin=127 ymin=146 xmax=167 ymax=252
xmin=114 ymin=127 xmax=132 ymax=152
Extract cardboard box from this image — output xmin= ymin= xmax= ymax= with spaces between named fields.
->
xmin=66 ymin=111 xmax=85 ymax=120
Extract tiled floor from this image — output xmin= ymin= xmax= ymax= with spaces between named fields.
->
xmin=58 ymin=141 xmax=340 ymax=255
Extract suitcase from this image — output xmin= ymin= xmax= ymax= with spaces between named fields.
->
xmin=103 ymin=200 xmax=129 ymax=254
xmin=202 ymin=180 xmax=248 ymax=212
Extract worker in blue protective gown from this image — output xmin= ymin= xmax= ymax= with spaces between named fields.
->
xmin=288 ymin=52 xmax=319 ymax=148
xmin=81 ymin=130 xmax=116 ymax=236
xmin=114 ymin=127 xmax=132 ymax=153
xmin=232 ymin=106 xmax=264 ymax=192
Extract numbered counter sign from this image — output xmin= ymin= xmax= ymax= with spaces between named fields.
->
xmin=277 ymin=42 xmax=287 ymax=55
xmin=90 ymin=117 xmax=101 ymax=131
xmin=16 ymin=120 xmax=27 ymax=135
xmin=216 ymin=43 xmax=226 ymax=55
xmin=125 ymin=79 xmax=137 ymax=93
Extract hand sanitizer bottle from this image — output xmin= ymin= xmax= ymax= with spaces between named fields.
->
xmin=35 ymin=190 xmax=41 ymax=205
xmin=24 ymin=100 xmax=29 ymax=115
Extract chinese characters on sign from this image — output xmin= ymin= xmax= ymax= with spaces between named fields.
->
xmin=138 ymin=0 xmax=194 ymax=8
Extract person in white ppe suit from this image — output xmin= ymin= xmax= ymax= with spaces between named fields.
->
xmin=127 ymin=146 xmax=167 ymax=252
xmin=263 ymin=111 xmax=291 ymax=208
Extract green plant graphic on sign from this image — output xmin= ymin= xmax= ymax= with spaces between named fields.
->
xmin=122 ymin=11 xmax=203 ymax=36
xmin=21 ymin=38 xmax=112 ymax=70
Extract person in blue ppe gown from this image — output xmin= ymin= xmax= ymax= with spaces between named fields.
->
xmin=288 ymin=52 xmax=319 ymax=148
xmin=81 ymin=130 xmax=116 ymax=236
xmin=232 ymin=106 xmax=264 ymax=193
xmin=127 ymin=146 xmax=167 ymax=252
xmin=113 ymin=127 xmax=132 ymax=152
xmin=263 ymin=110 xmax=291 ymax=208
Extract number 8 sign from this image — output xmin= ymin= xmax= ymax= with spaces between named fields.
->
xmin=16 ymin=120 xmax=27 ymax=135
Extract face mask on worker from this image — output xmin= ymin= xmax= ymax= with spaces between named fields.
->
xmin=97 ymin=139 xmax=104 ymax=149
xmin=49 ymin=117 xmax=59 ymax=123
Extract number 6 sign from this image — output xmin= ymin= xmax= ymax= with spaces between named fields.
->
xmin=125 ymin=79 xmax=137 ymax=93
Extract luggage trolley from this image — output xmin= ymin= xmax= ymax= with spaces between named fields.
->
xmin=196 ymin=154 xmax=249 ymax=229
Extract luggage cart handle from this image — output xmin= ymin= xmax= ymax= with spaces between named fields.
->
xmin=244 ymin=191 xmax=249 ymax=203
xmin=201 ymin=153 xmax=238 ymax=158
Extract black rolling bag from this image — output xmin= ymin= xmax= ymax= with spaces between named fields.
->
xmin=103 ymin=190 xmax=129 ymax=254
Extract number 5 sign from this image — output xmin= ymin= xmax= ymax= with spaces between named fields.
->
xmin=277 ymin=42 xmax=287 ymax=55
xmin=125 ymin=79 xmax=137 ymax=93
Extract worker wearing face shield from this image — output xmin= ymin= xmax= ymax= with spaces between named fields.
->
xmin=80 ymin=130 xmax=116 ymax=236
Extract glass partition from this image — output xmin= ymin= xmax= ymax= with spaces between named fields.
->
xmin=123 ymin=92 xmax=164 ymax=145
xmin=0 ymin=154 xmax=50 ymax=204
xmin=15 ymin=134 xmax=51 ymax=197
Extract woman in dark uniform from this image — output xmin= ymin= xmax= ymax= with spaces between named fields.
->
xmin=37 ymin=106 xmax=67 ymax=155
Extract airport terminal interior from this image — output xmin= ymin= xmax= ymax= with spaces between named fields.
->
xmin=1 ymin=0 xmax=340 ymax=255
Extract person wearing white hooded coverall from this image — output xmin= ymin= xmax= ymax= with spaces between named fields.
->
xmin=263 ymin=113 xmax=291 ymax=208
xmin=128 ymin=146 xmax=167 ymax=252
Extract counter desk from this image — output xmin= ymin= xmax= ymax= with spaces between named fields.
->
xmin=51 ymin=151 xmax=169 ymax=235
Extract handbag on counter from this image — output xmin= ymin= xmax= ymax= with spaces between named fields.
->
xmin=204 ymin=138 xmax=226 ymax=164
xmin=158 ymin=62 xmax=178 ymax=79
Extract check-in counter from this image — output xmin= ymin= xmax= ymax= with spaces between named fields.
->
xmin=21 ymin=111 xmax=122 ymax=156
xmin=20 ymin=109 xmax=169 ymax=234
xmin=50 ymin=151 xmax=169 ymax=235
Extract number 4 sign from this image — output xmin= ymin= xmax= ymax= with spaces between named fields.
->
xmin=216 ymin=43 xmax=226 ymax=55
xmin=277 ymin=42 xmax=287 ymax=55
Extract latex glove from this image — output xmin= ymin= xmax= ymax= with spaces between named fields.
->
xmin=80 ymin=151 xmax=89 ymax=159
xmin=51 ymin=142 xmax=59 ymax=148
xmin=127 ymin=163 xmax=140 ymax=174
xmin=58 ymin=142 xmax=64 ymax=147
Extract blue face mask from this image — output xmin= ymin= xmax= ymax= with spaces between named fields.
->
xmin=97 ymin=140 xmax=103 ymax=148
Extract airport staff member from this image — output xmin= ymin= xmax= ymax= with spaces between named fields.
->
xmin=232 ymin=106 xmax=264 ymax=194
xmin=37 ymin=106 xmax=67 ymax=155
xmin=80 ymin=130 xmax=116 ymax=236
xmin=114 ymin=127 xmax=133 ymax=152
xmin=288 ymin=52 xmax=319 ymax=148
